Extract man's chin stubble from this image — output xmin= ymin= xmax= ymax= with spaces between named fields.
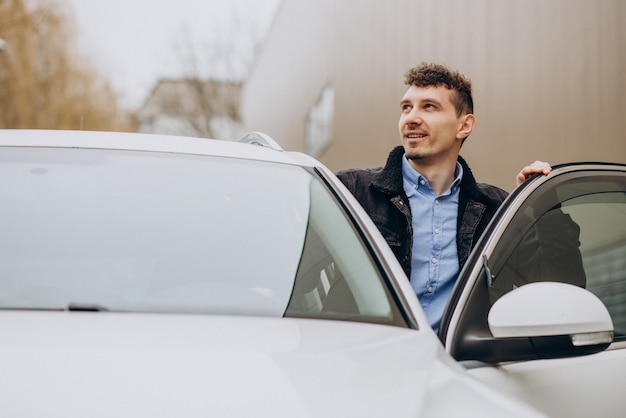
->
xmin=405 ymin=151 xmax=425 ymax=161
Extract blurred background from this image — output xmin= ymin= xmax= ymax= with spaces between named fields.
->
xmin=1 ymin=0 xmax=624 ymax=190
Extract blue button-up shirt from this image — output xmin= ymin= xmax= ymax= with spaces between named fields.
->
xmin=402 ymin=156 xmax=463 ymax=331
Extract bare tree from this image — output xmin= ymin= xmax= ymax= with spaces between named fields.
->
xmin=138 ymin=78 xmax=242 ymax=139
xmin=137 ymin=7 xmax=265 ymax=139
xmin=0 ymin=0 xmax=135 ymax=131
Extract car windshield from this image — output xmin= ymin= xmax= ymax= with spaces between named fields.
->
xmin=0 ymin=147 xmax=405 ymax=327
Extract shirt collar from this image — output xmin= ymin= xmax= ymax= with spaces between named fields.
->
xmin=402 ymin=155 xmax=464 ymax=195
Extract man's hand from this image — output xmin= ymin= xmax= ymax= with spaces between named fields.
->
xmin=516 ymin=160 xmax=552 ymax=186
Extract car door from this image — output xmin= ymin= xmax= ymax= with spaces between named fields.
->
xmin=440 ymin=163 xmax=626 ymax=418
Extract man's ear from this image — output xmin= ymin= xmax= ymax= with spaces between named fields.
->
xmin=457 ymin=114 xmax=476 ymax=140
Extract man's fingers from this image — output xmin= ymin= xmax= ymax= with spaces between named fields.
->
xmin=516 ymin=161 xmax=552 ymax=186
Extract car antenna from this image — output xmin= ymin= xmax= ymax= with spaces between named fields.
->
xmin=238 ymin=132 xmax=283 ymax=151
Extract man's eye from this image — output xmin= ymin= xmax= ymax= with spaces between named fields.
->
xmin=401 ymin=105 xmax=411 ymax=112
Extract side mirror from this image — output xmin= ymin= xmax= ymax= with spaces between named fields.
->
xmin=488 ymin=282 xmax=613 ymax=360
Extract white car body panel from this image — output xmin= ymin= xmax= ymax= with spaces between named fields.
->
xmin=0 ymin=129 xmax=321 ymax=167
xmin=0 ymin=312 xmax=542 ymax=417
xmin=467 ymin=345 xmax=626 ymax=418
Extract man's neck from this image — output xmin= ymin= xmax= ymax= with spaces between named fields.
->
xmin=408 ymin=158 xmax=458 ymax=196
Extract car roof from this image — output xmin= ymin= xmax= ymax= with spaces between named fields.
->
xmin=0 ymin=129 xmax=321 ymax=168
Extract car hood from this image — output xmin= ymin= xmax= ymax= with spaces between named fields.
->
xmin=0 ymin=312 xmax=543 ymax=417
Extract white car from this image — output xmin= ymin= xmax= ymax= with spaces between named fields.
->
xmin=0 ymin=130 xmax=623 ymax=417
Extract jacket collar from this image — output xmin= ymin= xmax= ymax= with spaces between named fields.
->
xmin=371 ymin=146 xmax=405 ymax=195
xmin=372 ymin=145 xmax=498 ymax=204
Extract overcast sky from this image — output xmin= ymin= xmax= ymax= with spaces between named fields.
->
xmin=63 ymin=0 xmax=280 ymax=109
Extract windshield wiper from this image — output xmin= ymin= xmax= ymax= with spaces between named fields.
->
xmin=67 ymin=302 xmax=109 ymax=312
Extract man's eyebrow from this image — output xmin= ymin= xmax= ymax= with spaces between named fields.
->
xmin=421 ymin=97 xmax=443 ymax=106
xmin=400 ymin=97 xmax=443 ymax=107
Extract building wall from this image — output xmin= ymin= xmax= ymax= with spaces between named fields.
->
xmin=242 ymin=0 xmax=626 ymax=191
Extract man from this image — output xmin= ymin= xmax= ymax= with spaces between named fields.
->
xmin=336 ymin=62 xmax=550 ymax=331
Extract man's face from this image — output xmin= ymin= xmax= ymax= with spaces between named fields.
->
xmin=398 ymin=85 xmax=470 ymax=164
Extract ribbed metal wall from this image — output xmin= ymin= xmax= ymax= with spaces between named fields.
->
xmin=243 ymin=0 xmax=626 ymax=190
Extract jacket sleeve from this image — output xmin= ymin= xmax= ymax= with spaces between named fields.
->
xmin=335 ymin=169 xmax=357 ymax=194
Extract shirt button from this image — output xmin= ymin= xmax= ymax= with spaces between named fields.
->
xmin=427 ymin=286 xmax=433 ymax=293
xmin=431 ymin=257 xmax=438 ymax=264
xmin=434 ymin=228 xmax=440 ymax=234
xmin=420 ymin=180 xmax=426 ymax=185
xmin=435 ymin=200 xmax=440 ymax=205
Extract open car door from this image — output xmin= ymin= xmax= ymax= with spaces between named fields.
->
xmin=441 ymin=162 xmax=626 ymax=418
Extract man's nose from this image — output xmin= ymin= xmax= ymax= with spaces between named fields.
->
xmin=406 ymin=109 xmax=422 ymax=124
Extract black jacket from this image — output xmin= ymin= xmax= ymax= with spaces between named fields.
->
xmin=336 ymin=146 xmax=508 ymax=278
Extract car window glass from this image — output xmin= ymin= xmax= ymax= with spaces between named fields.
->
xmin=487 ymin=174 xmax=626 ymax=338
xmin=564 ymin=192 xmax=626 ymax=338
xmin=285 ymin=176 xmax=403 ymax=325
xmin=0 ymin=147 xmax=404 ymax=326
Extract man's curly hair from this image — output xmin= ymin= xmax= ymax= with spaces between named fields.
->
xmin=404 ymin=62 xmax=473 ymax=117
